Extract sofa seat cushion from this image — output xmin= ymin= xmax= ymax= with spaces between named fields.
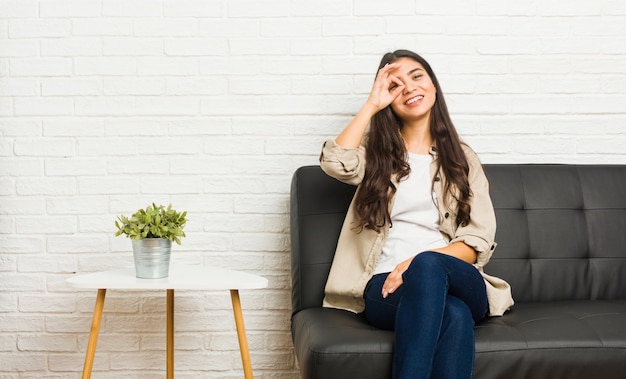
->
xmin=291 ymin=308 xmax=393 ymax=379
xmin=292 ymin=300 xmax=626 ymax=379
xmin=476 ymin=300 xmax=626 ymax=378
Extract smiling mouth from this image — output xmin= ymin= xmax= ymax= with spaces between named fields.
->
xmin=405 ymin=95 xmax=424 ymax=105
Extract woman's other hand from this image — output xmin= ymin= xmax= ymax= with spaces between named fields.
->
xmin=382 ymin=256 xmax=413 ymax=298
xmin=382 ymin=243 xmax=477 ymax=298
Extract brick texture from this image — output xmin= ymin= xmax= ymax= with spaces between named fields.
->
xmin=1 ymin=0 xmax=625 ymax=377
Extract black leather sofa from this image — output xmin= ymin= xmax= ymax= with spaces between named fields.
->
xmin=290 ymin=164 xmax=626 ymax=379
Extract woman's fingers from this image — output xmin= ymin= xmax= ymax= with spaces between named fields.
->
xmin=369 ymin=65 xmax=404 ymax=110
xmin=379 ymin=62 xmax=401 ymax=75
xmin=382 ymin=273 xmax=402 ymax=298
xmin=381 ymin=257 xmax=414 ymax=298
xmin=376 ymin=64 xmax=400 ymax=89
xmin=387 ymin=75 xmax=405 ymax=96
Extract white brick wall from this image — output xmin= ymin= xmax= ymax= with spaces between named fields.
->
xmin=1 ymin=0 xmax=625 ymax=377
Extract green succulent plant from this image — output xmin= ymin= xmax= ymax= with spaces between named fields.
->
xmin=115 ymin=203 xmax=187 ymax=244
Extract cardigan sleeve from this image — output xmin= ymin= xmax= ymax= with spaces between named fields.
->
xmin=319 ymin=138 xmax=366 ymax=186
xmin=447 ymin=146 xmax=497 ymax=268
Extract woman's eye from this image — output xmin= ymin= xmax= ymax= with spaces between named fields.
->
xmin=413 ymin=74 xmax=422 ymax=80
xmin=389 ymin=84 xmax=398 ymax=91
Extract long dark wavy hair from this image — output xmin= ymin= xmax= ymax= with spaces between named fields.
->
xmin=355 ymin=50 xmax=472 ymax=232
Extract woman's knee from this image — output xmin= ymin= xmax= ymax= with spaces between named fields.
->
xmin=408 ymin=251 xmax=444 ymax=271
xmin=401 ymin=252 xmax=448 ymax=293
xmin=404 ymin=252 xmax=445 ymax=280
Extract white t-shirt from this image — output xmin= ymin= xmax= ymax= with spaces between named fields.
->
xmin=373 ymin=152 xmax=447 ymax=275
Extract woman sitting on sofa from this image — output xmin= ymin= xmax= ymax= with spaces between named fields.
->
xmin=319 ymin=49 xmax=513 ymax=379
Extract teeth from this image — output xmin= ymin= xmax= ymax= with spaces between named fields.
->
xmin=406 ymin=96 xmax=424 ymax=105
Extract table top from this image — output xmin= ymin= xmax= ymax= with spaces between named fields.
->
xmin=65 ymin=264 xmax=268 ymax=291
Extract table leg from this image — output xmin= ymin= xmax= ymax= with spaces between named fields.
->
xmin=230 ymin=289 xmax=254 ymax=379
xmin=82 ymin=288 xmax=106 ymax=379
xmin=167 ymin=289 xmax=174 ymax=379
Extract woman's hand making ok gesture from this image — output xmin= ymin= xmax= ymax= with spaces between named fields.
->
xmin=366 ymin=62 xmax=405 ymax=112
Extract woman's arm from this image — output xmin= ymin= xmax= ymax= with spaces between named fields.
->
xmin=448 ymin=146 xmax=497 ymax=266
xmin=335 ymin=62 xmax=404 ymax=148
xmin=335 ymin=102 xmax=378 ymax=148
xmin=320 ymin=63 xmax=405 ymax=185
xmin=381 ymin=242 xmax=475 ymax=298
xmin=431 ymin=241 xmax=477 ymax=264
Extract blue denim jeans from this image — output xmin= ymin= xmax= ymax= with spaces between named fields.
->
xmin=364 ymin=251 xmax=488 ymax=379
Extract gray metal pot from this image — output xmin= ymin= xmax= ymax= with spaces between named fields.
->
xmin=132 ymin=238 xmax=172 ymax=278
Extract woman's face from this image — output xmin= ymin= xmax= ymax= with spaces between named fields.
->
xmin=387 ymin=57 xmax=437 ymax=124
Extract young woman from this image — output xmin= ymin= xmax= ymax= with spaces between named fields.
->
xmin=319 ymin=50 xmax=513 ymax=379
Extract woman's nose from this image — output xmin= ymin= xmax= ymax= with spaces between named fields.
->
xmin=403 ymin=83 xmax=416 ymax=94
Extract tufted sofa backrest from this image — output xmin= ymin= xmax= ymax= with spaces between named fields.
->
xmin=290 ymin=165 xmax=626 ymax=315
xmin=482 ymin=165 xmax=626 ymax=302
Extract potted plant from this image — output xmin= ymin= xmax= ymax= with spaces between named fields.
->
xmin=115 ymin=203 xmax=187 ymax=278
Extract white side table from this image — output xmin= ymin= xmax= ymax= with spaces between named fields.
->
xmin=66 ymin=264 xmax=268 ymax=379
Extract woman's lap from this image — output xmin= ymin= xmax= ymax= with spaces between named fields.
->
xmin=363 ymin=251 xmax=487 ymax=330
